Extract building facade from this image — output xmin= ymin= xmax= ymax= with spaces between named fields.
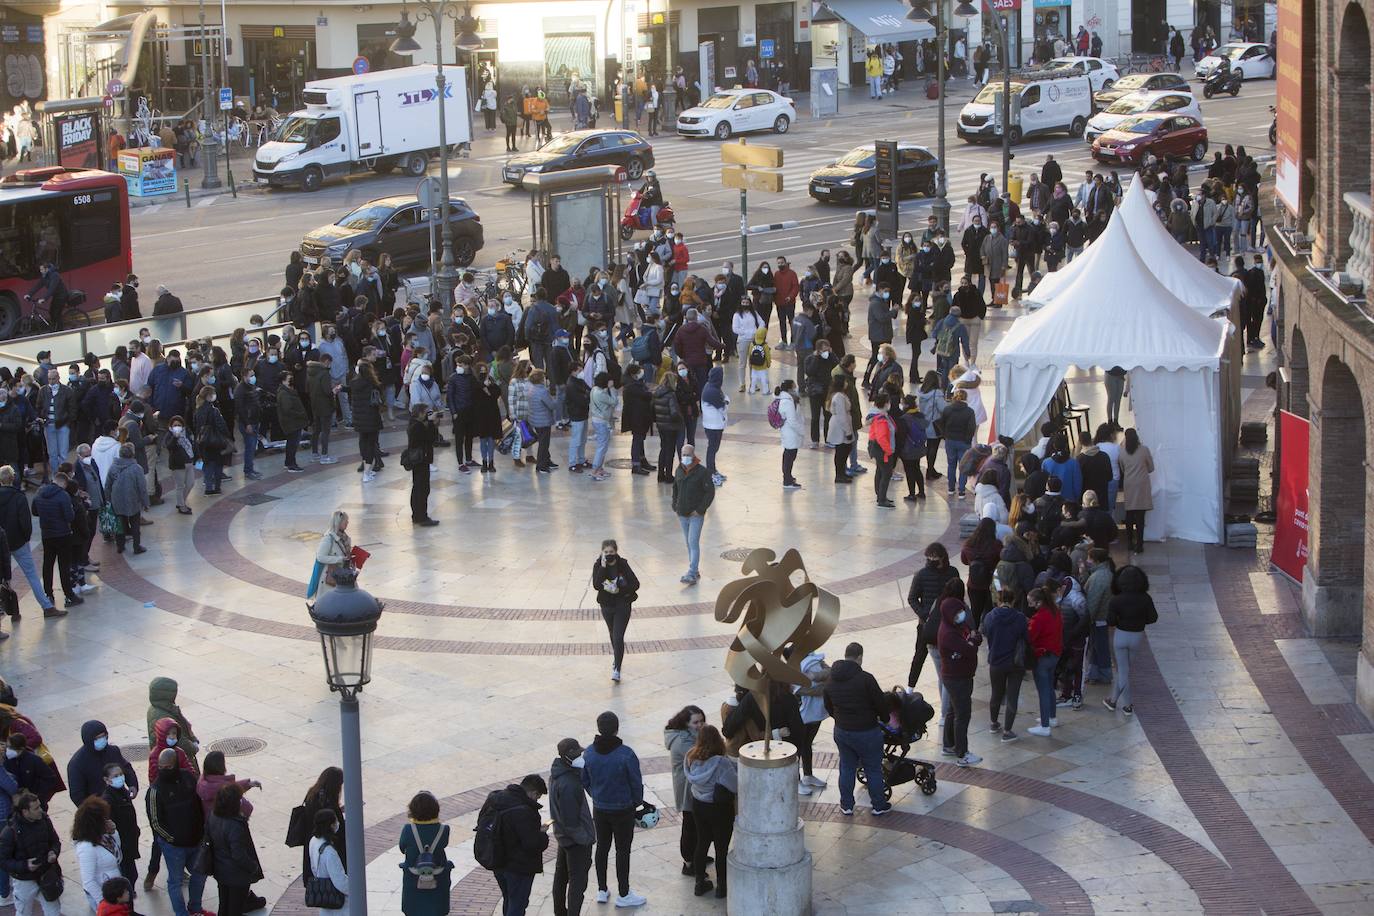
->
xmin=1268 ymin=0 xmax=1374 ymax=717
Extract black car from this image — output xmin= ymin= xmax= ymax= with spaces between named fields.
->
xmin=808 ymin=142 xmax=940 ymax=206
xmin=1093 ymin=72 xmax=1191 ymax=108
xmin=300 ymin=195 xmax=484 ymax=269
xmin=502 ymin=129 xmax=655 ymax=188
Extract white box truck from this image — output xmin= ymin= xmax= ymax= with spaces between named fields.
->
xmin=252 ymin=65 xmax=470 ymax=191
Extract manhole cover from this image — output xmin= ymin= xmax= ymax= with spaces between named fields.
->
xmin=208 ymin=737 xmax=267 ymax=757
xmin=605 ymin=459 xmax=637 ymax=469
xmin=234 ymin=492 xmax=280 ymax=506
xmin=119 ymin=744 xmax=149 ymax=761
xmin=720 ymin=548 xmax=755 ymax=561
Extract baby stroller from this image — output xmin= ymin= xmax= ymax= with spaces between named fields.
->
xmin=857 ymin=688 xmax=938 ymax=799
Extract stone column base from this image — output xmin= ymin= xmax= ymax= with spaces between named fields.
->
xmin=727 ymin=847 xmax=813 ymax=916
xmin=726 ymin=741 xmax=813 ymax=916
xmin=1357 ymin=649 xmax=1374 ymax=721
xmin=1301 ymin=572 xmax=1364 ymax=637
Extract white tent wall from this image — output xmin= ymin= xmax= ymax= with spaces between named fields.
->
xmin=1128 ymin=364 xmax=1225 ymax=544
xmin=994 ymin=362 xmax=1067 ymax=443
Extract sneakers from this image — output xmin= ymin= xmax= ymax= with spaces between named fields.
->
xmin=839 ymin=805 xmax=854 ymax=815
xmin=1049 ymin=718 xmax=1059 ymax=727
xmin=783 ymin=482 xmax=803 ymax=490
xmin=802 ymin=775 xmax=827 ymax=787
xmin=318 ymin=455 xmax=338 ymax=465
xmin=711 ymin=473 xmax=725 ymax=486
xmin=956 ymin=753 xmax=982 ymax=767
xmin=596 ymin=890 xmax=609 ymax=904
xmin=1056 ymin=697 xmax=1076 ymax=708
xmin=1001 ymin=730 xmax=1019 ymax=742
xmin=1123 ymin=705 xmax=1134 ymax=715
xmin=614 ymin=892 xmax=646 ymax=908
xmin=797 ymin=782 xmax=813 ymax=796
xmin=871 ymin=804 xmax=892 ymax=816
xmin=1026 ymin=725 xmax=1052 ymax=737
xmin=990 ymin=721 xmax=1002 ymax=733
xmin=285 ymin=465 xmax=305 ymax=473
xmin=1102 ymin=697 xmax=1118 ymax=712
xmin=362 ymin=470 xmax=377 ymax=483
xmin=611 ymin=668 xmax=621 ymax=683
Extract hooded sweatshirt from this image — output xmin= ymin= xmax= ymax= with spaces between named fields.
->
xmin=937 ymin=597 xmax=981 ymax=680
xmin=981 ymin=604 xmax=1029 ymax=669
xmin=549 ymin=756 xmax=593 ymax=847
xmin=67 ymin=720 xmax=138 ymax=807
xmin=700 ymin=367 xmax=728 ymax=429
xmin=579 ymin=735 xmax=643 ymax=812
xmin=147 ymin=717 xmax=197 ymax=784
xmin=663 ymin=728 xmax=696 ymax=813
xmin=686 ymin=754 xmax=738 ymax=803
xmin=146 ymin=677 xmax=199 ymax=756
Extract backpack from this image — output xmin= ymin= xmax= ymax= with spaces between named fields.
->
xmin=630 ymin=333 xmax=652 ymax=363
xmin=405 ymin=823 xmax=447 ymax=890
xmin=899 ymin=413 xmax=927 ymax=458
xmin=605 ymin=348 xmax=623 ymax=385
xmin=749 ymin=343 xmax=767 ymax=367
xmin=528 ymin=310 xmax=552 ymax=344
xmin=766 ymin=397 xmax=785 ymax=429
xmin=935 ymin=323 xmax=959 ymax=358
xmin=472 ymin=792 xmax=509 ymax=871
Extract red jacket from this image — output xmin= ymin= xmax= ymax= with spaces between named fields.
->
xmin=672 ymin=242 xmax=690 ymax=273
xmin=147 ymin=716 xmax=197 ymax=783
xmin=774 ymin=267 xmax=800 ymax=306
xmin=1028 ymin=604 xmax=1064 ymax=658
xmin=866 ymin=411 xmax=895 ymax=461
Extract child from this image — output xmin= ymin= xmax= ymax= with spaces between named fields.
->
xmin=747 ymin=327 xmax=771 ymax=394
xmin=98 ymin=876 xmax=132 ymax=916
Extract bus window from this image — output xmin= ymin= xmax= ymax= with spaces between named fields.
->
xmin=64 ymin=191 xmax=121 ymax=271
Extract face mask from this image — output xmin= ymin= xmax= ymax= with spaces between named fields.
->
xmin=50 ymin=381 xmax=58 ymax=388
xmin=171 ymin=425 xmax=184 ymax=435
xmin=93 ymin=736 xmax=108 ymax=752
xmin=268 ymin=356 xmax=278 ymax=364
xmin=603 ymin=553 xmax=617 ymax=564
xmin=954 ymin=610 xmax=967 ymax=625
xmin=681 ymin=456 xmax=693 ymax=467
xmin=3 ymin=749 xmax=16 ymax=760
xmin=140 ymin=335 xmax=151 ymax=343
xmin=249 ymin=346 xmax=260 ymax=354
xmin=420 ymin=373 xmax=431 ymax=382
xmin=921 ymin=245 xmax=931 ymax=252
xmin=110 ymin=774 xmax=127 ymax=790
xmin=881 ymin=292 xmax=890 ymax=300
xmin=456 ymin=367 xmax=467 ymax=375
xmin=761 ymin=266 xmax=770 ymax=273
xmin=903 ymin=235 xmax=913 ymax=244
xmin=678 ymin=368 xmax=689 ymax=378
xmin=571 ymin=756 xmax=585 ymax=769
xmin=818 ymin=350 xmax=830 ymax=359
xmin=165 ymin=736 xmax=177 ymax=747
xmin=326 ymin=331 xmax=336 ymax=339
xmin=299 ymin=338 xmax=310 ymax=347
xmin=881 ymin=258 xmax=890 ymax=265
xmin=503 ymin=296 xmax=514 ymax=306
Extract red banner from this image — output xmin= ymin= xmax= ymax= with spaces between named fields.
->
xmin=1272 ymin=410 xmax=1310 ymax=582
xmin=1274 ymin=0 xmax=1304 ymax=215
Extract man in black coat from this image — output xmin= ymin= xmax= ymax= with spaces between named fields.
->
xmin=493 ymin=774 xmax=550 ymax=916
xmin=152 ymin=285 xmax=184 ymax=316
xmin=1245 ymin=253 xmax=1268 ymax=348
xmin=542 ymin=255 xmax=572 ymax=303
xmin=822 ymin=642 xmax=890 ymax=814
xmin=0 ymin=789 xmax=61 ymax=896
xmin=146 ymin=749 xmax=207 ymax=915
xmin=1040 ymin=154 xmax=1062 ymax=189
xmin=66 ymin=720 xmax=138 ymax=807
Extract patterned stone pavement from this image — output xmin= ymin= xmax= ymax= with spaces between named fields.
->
xmin=4 ymin=309 xmax=1374 ymax=916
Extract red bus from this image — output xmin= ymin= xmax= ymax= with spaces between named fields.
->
xmin=0 ymin=167 xmax=132 ymax=338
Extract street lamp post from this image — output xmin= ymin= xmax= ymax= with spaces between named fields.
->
xmin=392 ymin=2 xmax=482 ymax=309
xmin=308 ymin=570 xmax=384 ymax=916
xmin=906 ymin=1 xmax=951 ymax=231
xmin=197 ymin=0 xmax=221 ymax=189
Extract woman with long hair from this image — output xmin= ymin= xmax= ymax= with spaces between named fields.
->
xmin=1117 ymin=428 xmax=1155 ymax=554
xmin=349 ymin=357 xmax=385 ymax=480
xmin=938 ymin=577 xmax=983 ymax=766
xmin=961 ymin=516 xmax=1002 ymax=628
xmin=663 ymin=706 xmax=706 ymax=876
xmin=825 ymin=375 xmax=855 ymax=484
xmin=591 ymin=539 xmax=640 ymax=683
xmin=917 ymin=371 xmax=947 ymax=481
xmin=192 ymin=386 xmax=229 ymax=495
xmin=297 ymin=768 xmax=345 ymax=876
xmin=73 ymin=795 xmax=122 ymax=912
xmin=205 ymin=784 xmax=263 ymax=916
xmin=685 ymin=725 xmax=737 ymax=899
xmin=1026 ymin=584 xmax=1064 ymax=737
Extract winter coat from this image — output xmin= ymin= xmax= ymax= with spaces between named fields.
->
xmin=940 ymin=401 xmax=977 ymax=444
xmin=1041 ymin=454 xmax=1083 ymax=502
xmin=937 ymin=597 xmax=981 ymax=680
xmin=105 ymin=457 xmax=148 ymax=517
xmin=147 ymin=717 xmax=197 ymax=784
xmin=399 ymin=820 xmax=452 ymax=914
xmin=778 ymin=393 xmax=805 ymax=450
xmin=652 ymin=384 xmax=682 ymax=431
xmin=276 ymin=385 xmax=309 ymax=435
xmin=1028 ymin=604 xmax=1064 ymax=658
xmin=549 ymin=757 xmax=594 ymax=848
xmin=980 ymin=231 xmax=1009 ymax=276
xmin=580 ymin=735 xmax=643 ymax=812
xmin=102 ymin=783 xmax=141 ymax=864
xmin=664 ymin=729 xmax=696 ymax=814
xmin=67 ymin=720 xmax=138 ymax=807
xmin=490 ymin=786 xmax=548 ymax=875
xmin=1077 ymin=445 xmax=1113 ymax=508
xmin=1119 ymin=445 xmax=1155 ymax=511
xmin=349 ymin=375 xmax=383 ymax=434
xmin=671 ymin=462 xmax=715 ymax=516
xmin=193 ymin=404 xmax=230 ymax=459
xmin=591 ymin=556 xmax=639 ymax=607
xmin=0 ymin=810 xmax=61 ymax=881
xmin=619 ymin=378 xmax=654 ymax=435
xmin=867 ymin=294 xmax=896 ymax=343
xmin=307 ymin=362 xmax=335 ymax=418
xmin=146 ymin=769 xmax=204 ymax=848
xmin=822 ymin=659 xmax=885 ymax=732
xmin=981 ymin=604 xmax=1029 ymax=669
xmin=30 ymin=483 xmax=74 ymax=539
xmin=1108 ymin=566 xmax=1158 ymax=632
xmin=826 ymin=391 xmax=854 ymax=447
xmin=908 ymin=561 xmax=960 ymax=621
xmin=204 ymin=813 xmax=263 ymax=886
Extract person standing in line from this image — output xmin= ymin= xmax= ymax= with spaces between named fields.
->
xmin=865 ymin=393 xmax=898 ymax=509
xmin=699 ymin=368 xmax=729 ymax=487
xmin=100 ymin=763 xmax=141 ymax=899
xmin=939 ymin=390 xmax=977 ymax=498
xmin=32 ymin=471 xmax=80 ymax=610
xmin=672 ymin=444 xmax=714 ymax=586
xmin=0 ymin=789 xmax=62 ymax=916
xmin=203 ymin=784 xmax=263 ymax=916
xmin=528 ymin=369 xmax=559 ymax=474
xmin=822 ymin=641 xmax=891 ymax=816
xmin=775 ymin=380 xmax=805 ymax=490
xmin=398 ymin=791 xmax=451 ymax=916
xmin=1082 ymin=548 xmax=1116 ymax=685
xmin=580 ymin=712 xmax=647 ymax=909
xmin=165 ymin=417 xmax=196 ymax=516
xmin=308 ymin=810 xmax=348 ymax=916
xmin=1104 ymin=565 xmax=1158 ymax=716
xmin=405 ymin=406 xmax=439 ymax=527
xmin=1025 ymin=585 xmax=1064 ymax=737
xmin=1118 ymin=428 xmax=1155 ymax=554
xmin=825 ymin=376 xmax=855 ymax=484
xmin=936 ymin=580 xmax=983 ymax=766
xmin=661 ymin=709 xmax=704 ymax=878
xmin=591 ymin=540 xmax=639 ymax=683
xmin=72 ymin=795 xmax=123 ymax=912
xmin=982 ymin=588 xmax=1028 ymax=742
xmin=803 ymin=340 xmax=837 ymax=449
xmin=550 ymin=739 xmax=593 ymax=916
xmin=145 ymin=749 xmax=207 ymax=916
xmin=684 ymin=725 xmax=736 ymax=899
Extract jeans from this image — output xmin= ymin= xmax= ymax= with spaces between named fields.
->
xmin=601 ymin=600 xmax=631 ymax=670
xmin=678 ymin=514 xmax=704 ymax=577
xmin=593 ymin=808 xmax=636 ymax=897
xmin=833 ymin=725 xmax=887 ymax=809
xmin=1236 ymin=219 xmax=1252 ymax=252
xmin=238 ymin=425 xmax=257 ymax=475
xmin=553 ymin=843 xmax=592 ymax=916
xmin=1033 ymin=654 xmax=1059 ymax=727
xmin=704 ymin=428 xmax=723 ymax=475
xmin=591 ymin=420 xmax=612 ymax=470
xmin=202 ymin=456 xmax=223 ymax=492
xmin=1112 ymin=629 xmax=1143 ymax=707
xmin=43 ymin=424 xmax=70 ymax=472
xmin=868 ymin=75 xmax=883 ymax=98
xmin=1087 ymin=621 xmax=1112 ymax=681
xmin=568 ymin=420 xmax=588 ymax=466
xmin=11 ymin=544 xmax=53 ymax=610
xmin=158 ymin=839 xmax=206 ymax=916
xmin=987 ymin=665 xmax=1023 ymax=731
xmin=495 ymin=869 xmax=535 ymax=916
xmin=12 ymin=879 xmax=61 ymax=916
xmin=945 ymin=439 xmax=971 ymax=492
xmin=480 ymin=436 xmax=496 ymax=464
xmin=942 ymin=676 xmax=974 ymax=756
xmin=873 ymin=455 xmax=895 ymax=502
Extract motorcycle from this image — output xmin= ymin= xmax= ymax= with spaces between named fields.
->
xmin=1202 ymin=66 xmax=1242 ymax=99
xmin=620 ymin=187 xmax=675 ymax=241
xmin=1269 ymin=105 xmax=1277 ymax=146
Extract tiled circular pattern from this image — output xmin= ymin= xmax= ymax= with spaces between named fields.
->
xmin=207 ymin=736 xmax=267 ymax=757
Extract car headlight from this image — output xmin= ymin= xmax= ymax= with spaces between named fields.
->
xmin=279 ymin=151 xmax=300 ymax=163
xmin=839 ymin=179 xmax=855 ymax=187
xmin=525 ymin=165 xmax=544 ymax=173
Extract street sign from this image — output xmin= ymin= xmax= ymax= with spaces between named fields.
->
xmin=218 ymin=87 xmax=232 ymax=111
xmin=875 ymin=139 xmax=899 ymax=237
xmin=760 ymin=39 xmax=775 ymax=60
xmin=106 ymin=78 xmax=124 ymax=97
xmin=721 ymin=141 xmax=783 ymax=168
xmin=416 ymin=176 xmax=442 ymax=210
xmin=721 ymin=166 xmax=783 ymax=193
xmin=614 ymin=166 xmax=629 ymax=183
xmin=353 ymin=56 xmax=370 ymax=75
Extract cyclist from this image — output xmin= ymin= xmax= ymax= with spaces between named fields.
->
xmin=25 ymin=262 xmax=70 ymax=332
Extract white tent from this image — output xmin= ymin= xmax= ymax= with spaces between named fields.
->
xmin=993 ymin=214 xmax=1231 ymax=543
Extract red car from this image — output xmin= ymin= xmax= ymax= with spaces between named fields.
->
xmin=1091 ymin=114 xmax=1208 ymax=165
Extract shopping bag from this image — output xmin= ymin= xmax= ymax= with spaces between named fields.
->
xmin=992 ymin=281 xmax=1009 ymax=306
xmin=350 ymin=546 xmax=371 ymax=569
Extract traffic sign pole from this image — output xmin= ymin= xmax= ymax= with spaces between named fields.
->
xmin=740 ymin=189 xmax=748 ymax=271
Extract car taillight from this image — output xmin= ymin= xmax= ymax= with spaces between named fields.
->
xmin=472 ymin=214 xmax=480 ymax=221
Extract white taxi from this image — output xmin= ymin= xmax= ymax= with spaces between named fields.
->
xmin=676 ymin=89 xmax=796 ymax=140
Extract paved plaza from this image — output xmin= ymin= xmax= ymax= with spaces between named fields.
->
xmin=5 ymin=309 xmax=1374 ymax=916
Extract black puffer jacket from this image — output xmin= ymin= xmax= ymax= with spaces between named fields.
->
xmin=204 ymin=813 xmax=264 ymax=886
xmin=652 ymin=384 xmax=682 ymax=430
xmin=349 ymin=374 xmax=383 ymax=434
xmin=822 ymin=659 xmax=886 ymax=732
xmin=0 ymin=812 xmax=61 ymax=881
xmin=907 ymin=560 xmax=960 ymax=619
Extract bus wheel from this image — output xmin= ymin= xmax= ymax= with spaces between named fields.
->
xmin=0 ymin=295 xmax=18 ymax=340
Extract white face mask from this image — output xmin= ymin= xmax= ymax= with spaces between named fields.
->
xmin=678 ymin=368 xmax=688 ymax=378
xmin=571 ymin=756 xmax=585 ymax=769
xmin=420 ymin=373 xmax=431 ymax=382
xmin=954 ymin=610 xmax=967 ymax=625
xmin=171 ymin=425 xmax=184 ymax=435
xmin=165 ymin=736 xmax=177 ymax=747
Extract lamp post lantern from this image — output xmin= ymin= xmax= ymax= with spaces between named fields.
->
xmin=308 ymin=570 xmax=384 ymax=916
xmin=392 ymin=1 xmax=482 ymax=309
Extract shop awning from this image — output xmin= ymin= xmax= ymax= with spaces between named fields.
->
xmin=815 ymin=1 xmax=936 ymax=42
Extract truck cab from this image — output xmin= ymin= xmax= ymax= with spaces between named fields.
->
xmin=254 ymin=112 xmax=349 ymax=191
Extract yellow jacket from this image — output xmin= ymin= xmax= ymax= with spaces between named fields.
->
xmin=866 ymin=56 xmax=883 ymax=78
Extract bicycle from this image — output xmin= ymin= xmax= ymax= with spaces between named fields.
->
xmin=19 ymin=291 xmax=91 ymax=337
xmin=494 ymin=250 xmax=529 ymax=300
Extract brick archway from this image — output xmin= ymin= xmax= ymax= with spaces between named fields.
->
xmin=1306 ymin=356 xmax=1367 ymax=635
xmin=1289 ymin=327 xmax=1310 ymax=420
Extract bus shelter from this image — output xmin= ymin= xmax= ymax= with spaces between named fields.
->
xmin=521 ymin=166 xmax=625 ymax=282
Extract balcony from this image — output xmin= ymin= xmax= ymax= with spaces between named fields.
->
xmin=1345 ymin=191 xmax=1374 ymax=293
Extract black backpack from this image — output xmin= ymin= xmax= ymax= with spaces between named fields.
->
xmin=529 ymin=309 xmax=552 ymax=344
xmin=472 ymin=791 xmax=508 ymax=871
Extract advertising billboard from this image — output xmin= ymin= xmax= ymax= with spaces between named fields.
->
xmin=55 ymin=112 xmax=100 ymax=170
xmin=1271 ymin=409 xmax=1310 ymax=582
xmin=1274 ymin=0 xmax=1304 ymax=215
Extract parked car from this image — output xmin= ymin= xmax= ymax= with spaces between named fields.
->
xmin=1085 ymin=91 xmax=1202 ymax=140
xmin=1091 ymin=114 xmax=1208 ymax=166
xmin=300 ymin=195 xmax=484 ymax=269
xmin=1043 ymin=56 xmax=1121 ymax=92
xmin=676 ymin=89 xmax=796 ymax=140
xmin=808 ymin=142 xmax=939 ymax=206
xmin=502 ymin=129 xmax=654 ymax=188
xmin=1093 ymin=71 xmax=1191 ymax=107
xmin=1194 ymin=43 xmax=1276 ymax=80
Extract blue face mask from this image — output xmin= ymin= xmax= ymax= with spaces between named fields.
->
xmin=110 ymin=775 xmax=126 ymax=790
xmin=93 ymin=736 xmax=108 ymax=752
xmin=165 ymin=736 xmax=177 ymax=748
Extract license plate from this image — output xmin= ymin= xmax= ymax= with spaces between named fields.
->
xmin=813 ymin=186 xmax=829 ymax=194
xmin=503 ymin=169 xmax=519 ymax=181
xmin=303 ymin=256 xmax=319 ymax=265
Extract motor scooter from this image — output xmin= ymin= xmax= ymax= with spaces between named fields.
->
xmin=620 ymin=187 xmax=675 ymax=240
xmin=1202 ymin=66 xmax=1242 ymax=99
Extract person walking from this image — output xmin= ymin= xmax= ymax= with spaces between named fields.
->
xmin=1118 ymin=428 xmax=1155 ymax=554
xmin=671 ymin=444 xmax=714 ymax=585
xmin=906 ymin=543 xmax=960 ymax=687
xmin=203 ymin=784 xmax=263 ymax=916
xmin=1104 ymin=565 xmax=1157 ymax=716
xmin=775 ymin=380 xmax=805 ymax=490
xmin=592 ymin=540 xmax=639 ymax=683
xmin=580 ymin=712 xmax=647 ymax=909
xmin=937 ymin=581 xmax=983 ymax=766
xmin=549 ymin=739 xmax=593 ymax=916
xmin=32 ymin=471 xmax=80 ymax=610
xmin=405 ymin=406 xmax=440 ymax=527
xmin=662 ymin=708 xmax=704 ymax=878
xmin=684 ymin=725 xmax=736 ymax=899
xmin=982 ymin=588 xmax=1028 ymax=741
xmin=822 ymin=642 xmax=891 ymax=815
xmin=307 ymin=810 xmax=348 ymax=915
xmin=0 ymin=466 xmax=60 ymax=618
xmin=940 ymin=390 xmax=977 ymax=497
xmin=588 ymin=373 xmax=618 ymax=482
xmin=399 ymin=791 xmax=451 ymax=916
xmin=1025 ymin=586 xmax=1064 ymax=737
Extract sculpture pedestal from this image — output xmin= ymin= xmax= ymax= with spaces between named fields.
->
xmin=726 ymin=741 xmax=813 ymax=916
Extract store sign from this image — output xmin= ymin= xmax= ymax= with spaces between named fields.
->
xmin=1272 ymin=409 xmax=1309 ymax=582
xmin=1274 ymin=0 xmax=1304 ymax=215
xmin=55 ymin=112 xmax=99 ymax=169
xmin=985 ymin=0 xmax=1021 ymax=10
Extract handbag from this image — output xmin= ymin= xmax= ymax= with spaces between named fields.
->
xmin=285 ymin=804 xmax=313 ymax=848
xmin=192 ymin=834 xmax=216 ymax=876
xmin=305 ymin=843 xmax=347 ymax=909
xmin=517 ymin=420 xmax=536 ymax=447
xmin=0 ymin=583 xmax=17 ymax=619
xmin=37 ymin=863 xmax=63 ymax=902
xmin=98 ymin=504 xmax=123 ymax=536
xmin=1012 ymin=637 xmax=1028 ymax=670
